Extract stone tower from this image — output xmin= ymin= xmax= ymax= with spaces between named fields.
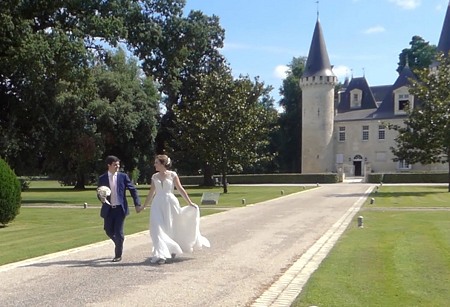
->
xmin=299 ymin=18 xmax=337 ymax=173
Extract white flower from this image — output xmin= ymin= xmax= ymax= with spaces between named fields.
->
xmin=97 ymin=186 xmax=111 ymax=204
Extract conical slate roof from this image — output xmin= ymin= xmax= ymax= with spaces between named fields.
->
xmin=302 ymin=19 xmax=335 ymax=78
xmin=437 ymin=1 xmax=450 ymax=55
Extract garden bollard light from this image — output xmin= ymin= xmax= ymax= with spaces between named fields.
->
xmin=84 ymin=202 xmax=87 ymax=209
xmin=357 ymin=216 xmax=364 ymax=228
xmin=370 ymin=198 xmax=375 ymax=204
xmin=242 ymin=199 xmax=246 ymax=205
xmin=281 ymin=190 xmax=284 ymax=195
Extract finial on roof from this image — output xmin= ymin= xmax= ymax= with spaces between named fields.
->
xmin=316 ymin=0 xmax=319 ymax=19
xmin=362 ymin=67 xmax=365 ymax=77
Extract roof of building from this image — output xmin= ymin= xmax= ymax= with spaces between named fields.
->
xmin=438 ymin=1 xmax=450 ymax=54
xmin=370 ymin=85 xmax=391 ymax=104
xmin=302 ymin=19 xmax=335 ymax=78
xmin=372 ymin=64 xmax=416 ymax=119
xmin=335 ymin=108 xmax=377 ymax=122
xmin=337 ymin=76 xmax=378 ymax=112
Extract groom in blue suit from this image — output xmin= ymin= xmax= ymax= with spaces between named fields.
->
xmin=98 ymin=155 xmax=142 ymax=262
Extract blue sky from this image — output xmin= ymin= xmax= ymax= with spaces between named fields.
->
xmin=184 ymin=0 xmax=449 ymax=104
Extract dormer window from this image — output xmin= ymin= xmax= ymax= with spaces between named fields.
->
xmin=394 ymin=86 xmax=414 ymax=115
xmin=398 ymin=94 xmax=409 ymax=110
xmin=350 ymin=89 xmax=362 ymax=109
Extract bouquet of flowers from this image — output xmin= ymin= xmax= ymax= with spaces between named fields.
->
xmin=97 ymin=186 xmax=111 ymax=205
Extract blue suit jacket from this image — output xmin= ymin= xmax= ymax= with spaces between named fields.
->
xmin=97 ymin=172 xmax=141 ymax=218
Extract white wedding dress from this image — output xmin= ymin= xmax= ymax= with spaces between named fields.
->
xmin=149 ymin=171 xmax=210 ymax=262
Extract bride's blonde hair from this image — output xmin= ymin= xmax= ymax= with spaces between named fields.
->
xmin=155 ymin=154 xmax=172 ymax=168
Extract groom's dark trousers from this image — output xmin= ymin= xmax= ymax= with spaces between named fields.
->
xmin=98 ymin=172 xmax=141 ymax=258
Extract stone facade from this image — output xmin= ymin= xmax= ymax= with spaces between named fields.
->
xmin=300 ymin=4 xmax=450 ymax=177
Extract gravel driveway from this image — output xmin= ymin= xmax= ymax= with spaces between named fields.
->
xmin=0 ymin=183 xmax=374 ymax=307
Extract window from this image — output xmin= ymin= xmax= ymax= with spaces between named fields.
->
xmin=378 ymin=125 xmax=385 ymax=140
xmin=398 ymin=160 xmax=411 ymax=170
xmin=362 ymin=125 xmax=369 ymax=141
xmin=394 ymin=87 xmax=414 ymax=115
xmin=350 ymin=89 xmax=362 ymax=109
xmin=338 ymin=126 xmax=346 ymax=142
xmin=398 ymin=94 xmax=409 ymax=110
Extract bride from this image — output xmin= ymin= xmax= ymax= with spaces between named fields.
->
xmin=142 ymin=154 xmax=210 ymax=264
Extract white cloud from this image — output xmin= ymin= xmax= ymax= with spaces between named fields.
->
xmin=388 ymin=0 xmax=421 ymax=10
xmin=273 ymin=65 xmax=289 ymax=79
xmin=332 ymin=65 xmax=351 ymax=82
xmin=363 ymin=25 xmax=386 ymax=34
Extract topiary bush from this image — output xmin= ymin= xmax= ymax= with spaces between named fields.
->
xmin=0 ymin=158 xmax=21 ymax=226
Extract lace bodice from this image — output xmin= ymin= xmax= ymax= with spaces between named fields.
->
xmin=152 ymin=171 xmax=176 ymax=194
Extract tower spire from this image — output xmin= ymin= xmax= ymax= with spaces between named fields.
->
xmin=437 ymin=0 xmax=450 ymax=55
xmin=316 ymin=1 xmax=319 ymax=19
xmin=302 ymin=18 xmax=334 ymax=78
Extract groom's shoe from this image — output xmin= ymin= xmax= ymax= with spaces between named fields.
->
xmin=112 ymin=256 xmax=122 ymax=262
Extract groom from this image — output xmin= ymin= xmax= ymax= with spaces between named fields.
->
xmin=98 ymin=155 xmax=142 ymax=262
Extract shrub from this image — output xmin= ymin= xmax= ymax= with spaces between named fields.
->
xmin=0 ymin=158 xmax=21 ymax=226
xmin=18 ymin=176 xmax=31 ymax=191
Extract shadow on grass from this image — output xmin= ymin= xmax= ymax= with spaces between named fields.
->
xmin=372 ymin=190 xmax=449 ymax=198
xmin=21 ymin=200 xmax=75 ymax=204
xmin=25 ymin=188 xmax=98 ymax=192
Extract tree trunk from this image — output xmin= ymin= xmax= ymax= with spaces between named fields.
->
xmin=203 ymin=162 xmax=215 ymax=186
xmin=74 ymin=173 xmax=85 ymax=190
xmin=222 ymin=173 xmax=228 ymax=194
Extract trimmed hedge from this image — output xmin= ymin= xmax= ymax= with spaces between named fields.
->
xmin=367 ymin=172 xmax=449 ymax=183
xmin=0 ymin=158 xmax=21 ymax=225
xmin=180 ymin=173 xmax=339 ymax=185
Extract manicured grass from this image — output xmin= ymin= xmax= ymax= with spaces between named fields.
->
xmin=293 ymin=185 xmax=450 ymax=307
xmin=369 ymin=185 xmax=450 ymax=207
xmin=0 ymin=181 xmax=310 ymax=265
xmin=21 ymin=180 xmax=308 ymax=207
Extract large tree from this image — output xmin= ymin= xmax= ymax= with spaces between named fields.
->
xmin=397 ymin=35 xmax=437 ymax=74
xmin=276 ymin=57 xmax=306 ymax=172
xmin=390 ymin=53 xmax=450 ymax=191
xmin=0 ymin=0 xmax=182 ymax=183
xmin=136 ymin=8 xmax=226 ymax=154
xmin=174 ymin=65 xmax=278 ymax=193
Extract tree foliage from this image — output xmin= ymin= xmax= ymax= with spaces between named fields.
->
xmin=174 ymin=65 xmax=278 ymax=192
xmin=390 ymin=53 xmax=450 ymax=190
xmin=276 ymin=57 xmax=306 ymax=172
xmin=136 ymin=8 xmax=226 ymax=153
xmin=0 ymin=158 xmax=21 ymax=226
xmin=0 ymin=0 xmax=179 ymax=186
xmin=397 ymin=36 xmax=437 ymax=74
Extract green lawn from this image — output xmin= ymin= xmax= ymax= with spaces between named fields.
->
xmin=20 ymin=180 xmax=307 ymax=207
xmin=0 ymin=181 xmax=310 ymax=265
xmin=293 ymin=185 xmax=450 ymax=307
